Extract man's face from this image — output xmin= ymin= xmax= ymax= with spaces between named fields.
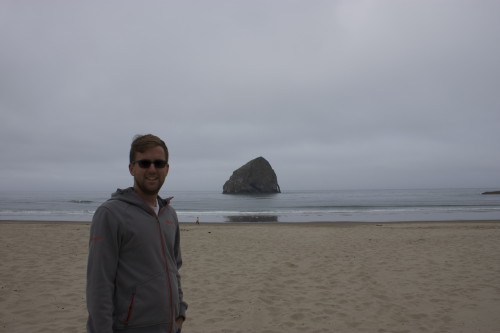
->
xmin=129 ymin=146 xmax=169 ymax=197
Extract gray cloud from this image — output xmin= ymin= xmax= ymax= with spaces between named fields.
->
xmin=1 ymin=0 xmax=499 ymax=192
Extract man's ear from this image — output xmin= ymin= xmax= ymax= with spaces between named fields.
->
xmin=129 ymin=163 xmax=134 ymax=176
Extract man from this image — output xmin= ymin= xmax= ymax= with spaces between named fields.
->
xmin=87 ymin=134 xmax=187 ymax=333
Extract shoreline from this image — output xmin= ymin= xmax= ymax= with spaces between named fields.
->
xmin=1 ymin=219 xmax=500 ymax=225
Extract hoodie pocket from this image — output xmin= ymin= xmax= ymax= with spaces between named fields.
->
xmin=116 ymin=272 xmax=173 ymax=328
xmin=123 ymin=293 xmax=136 ymax=324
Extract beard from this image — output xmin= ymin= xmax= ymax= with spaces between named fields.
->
xmin=134 ymin=174 xmax=166 ymax=196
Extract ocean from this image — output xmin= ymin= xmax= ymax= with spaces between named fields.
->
xmin=1 ymin=188 xmax=499 ymax=223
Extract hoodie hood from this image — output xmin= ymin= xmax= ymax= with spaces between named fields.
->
xmin=110 ymin=187 xmax=173 ymax=212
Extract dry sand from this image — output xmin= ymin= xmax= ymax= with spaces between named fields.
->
xmin=0 ymin=220 xmax=499 ymax=333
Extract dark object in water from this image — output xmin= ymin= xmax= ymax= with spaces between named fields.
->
xmin=481 ymin=191 xmax=500 ymax=195
xmin=223 ymin=156 xmax=281 ymax=194
xmin=226 ymin=215 xmax=278 ymax=223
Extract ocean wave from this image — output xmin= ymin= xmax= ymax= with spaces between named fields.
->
xmin=69 ymin=200 xmax=94 ymax=204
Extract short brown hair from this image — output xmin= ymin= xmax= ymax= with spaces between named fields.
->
xmin=129 ymin=134 xmax=169 ymax=163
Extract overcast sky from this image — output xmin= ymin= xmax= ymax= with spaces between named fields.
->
xmin=1 ymin=0 xmax=499 ymax=192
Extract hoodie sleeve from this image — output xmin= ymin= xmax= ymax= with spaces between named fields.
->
xmin=86 ymin=206 xmax=120 ymax=333
xmin=173 ymin=212 xmax=188 ymax=320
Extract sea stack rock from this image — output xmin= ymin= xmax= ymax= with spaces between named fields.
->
xmin=223 ymin=157 xmax=281 ymax=194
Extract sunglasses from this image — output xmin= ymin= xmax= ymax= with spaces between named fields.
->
xmin=133 ymin=159 xmax=168 ymax=169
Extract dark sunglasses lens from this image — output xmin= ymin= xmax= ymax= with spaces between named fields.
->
xmin=137 ymin=160 xmax=152 ymax=168
xmin=136 ymin=160 xmax=167 ymax=168
xmin=153 ymin=160 xmax=167 ymax=168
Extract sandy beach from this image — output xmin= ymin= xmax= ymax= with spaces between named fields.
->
xmin=1 ymin=220 xmax=499 ymax=333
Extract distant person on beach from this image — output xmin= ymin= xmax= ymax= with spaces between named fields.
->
xmin=86 ymin=134 xmax=187 ymax=333
xmin=196 ymin=217 xmax=200 ymax=224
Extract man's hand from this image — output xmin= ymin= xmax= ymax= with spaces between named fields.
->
xmin=176 ymin=317 xmax=185 ymax=331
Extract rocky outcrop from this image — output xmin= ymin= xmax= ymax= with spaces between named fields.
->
xmin=223 ymin=157 xmax=281 ymax=194
xmin=482 ymin=191 xmax=500 ymax=195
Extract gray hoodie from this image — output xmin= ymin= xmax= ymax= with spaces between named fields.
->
xmin=87 ymin=188 xmax=187 ymax=333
